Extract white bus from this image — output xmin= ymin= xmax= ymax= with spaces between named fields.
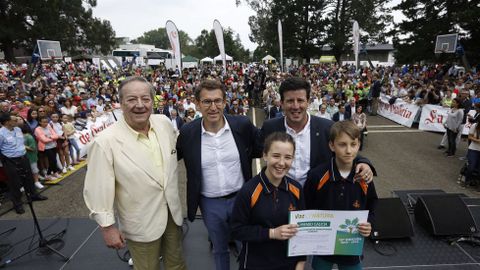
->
xmin=112 ymin=45 xmax=174 ymax=68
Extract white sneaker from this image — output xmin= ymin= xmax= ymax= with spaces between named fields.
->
xmin=46 ymin=175 xmax=57 ymax=181
xmin=19 ymin=187 xmax=25 ymax=192
xmin=35 ymin=182 xmax=44 ymax=189
xmin=62 ymin=167 xmax=67 ymax=174
xmin=68 ymin=166 xmax=75 ymax=171
xmin=38 ymin=175 xmax=45 ymax=181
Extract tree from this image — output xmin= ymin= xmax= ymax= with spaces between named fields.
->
xmin=324 ymin=0 xmax=392 ymax=63
xmin=241 ymin=0 xmax=328 ymax=62
xmin=393 ymin=0 xmax=480 ymax=64
xmin=132 ymin=28 xmax=198 ymax=57
xmin=0 ymin=0 xmax=116 ymax=62
xmin=239 ymin=0 xmax=392 ymax=63
xmin=193 ymin=28 xmax=250 ymax=62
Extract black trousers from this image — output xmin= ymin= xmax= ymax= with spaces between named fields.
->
xmin=43 ymin=148 xmax=60 ymax=174
xmin=447 ymin=128 xmax=458 ymax=155
xmin=1 ymin=155 xmax=37 ymax=207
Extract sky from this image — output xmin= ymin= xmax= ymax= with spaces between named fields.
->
xmin=92 ymin=0 xmax=405 ymax=52
xmin=92 ymin=0 xmax=257 ymax=50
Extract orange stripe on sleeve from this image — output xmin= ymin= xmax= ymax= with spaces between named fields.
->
xmin=317 ymin=171 xmax=330 ymax=191
xmin=359 ymin=181 xmax=368 ymax=195
xmin=288 ymin=183 xmax=300 ymax=200
xmin=250 ymin=183 xmax=263 ymax=208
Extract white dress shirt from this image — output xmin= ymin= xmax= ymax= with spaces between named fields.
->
xmin=171 ymin=117 xmax=178 ymax=131
xmin=284 ymin=114 xmax=311 ymax=186
xmin=201 ymin=118 xmax=243 ymax=197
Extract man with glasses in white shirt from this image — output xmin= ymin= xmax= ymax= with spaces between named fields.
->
xmin=177 ymin=79 xmax=262 ymax=270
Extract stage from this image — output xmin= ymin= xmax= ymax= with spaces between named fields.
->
xmin=0 ymin=191 xmax=480 ymax=269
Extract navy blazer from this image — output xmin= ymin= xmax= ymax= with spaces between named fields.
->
xmin=170 ymin=116 xmax=184 ymax=130
xmin=176 ymin=114 xmax=263 ymax=221
xmin=269 ymin=106 xmax=282 ymax=119
xmin=260 ymin=115 xmax=376 ymax=173
xmin=332 ymin=112 xmax=351 ymax=122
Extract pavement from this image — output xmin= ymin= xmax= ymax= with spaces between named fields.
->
xmin=0 ymin=109 xmax=477 ymax=221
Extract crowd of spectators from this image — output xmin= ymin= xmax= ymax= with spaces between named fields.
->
xmin=0 ymin=58 xmax=479 ymax=197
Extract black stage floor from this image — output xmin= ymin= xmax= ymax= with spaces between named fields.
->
xmin=1 ymin=192 xmax=480 ymax=269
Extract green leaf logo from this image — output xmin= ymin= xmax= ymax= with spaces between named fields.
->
xmin=339 ymin=218 xmax=359 ymax=234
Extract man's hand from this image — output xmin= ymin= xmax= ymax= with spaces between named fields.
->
xmin=354 ymin=163 xmax=373 ymax=183
xmin=101 ymin=225 xmax=126 ymax=249
xmin=358 ymin=222 xmax=372 ymax=237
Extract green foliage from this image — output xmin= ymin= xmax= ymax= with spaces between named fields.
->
xmin=0 ymin=0 xmax=116 ymax=62
xmin=133 ymin=27 xmax=250 ymax=62
xmin=392 ymin=0 xmax=480 ymax=64
xmin=324 ymin=0 xmax=392 ymax=63
xmin=240 ymin=0 xmax=392 ymax=63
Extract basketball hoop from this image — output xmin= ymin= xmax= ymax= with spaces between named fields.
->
xmin=434 ymin=34 xmax=458 ymax=54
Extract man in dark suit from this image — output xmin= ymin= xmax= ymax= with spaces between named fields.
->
xmin=176 ymin=79 xmax=262 ymax=270
xmin=261 ymin=77 xmax=375 ymax=187
xmin=332 ymin=103 xmax=351 ymax=122
xmin=345 ymin=99 xmax=356 ymax=119
xmin=169 ymin=109 xmax=184 ymax=132
xmin=268 ymin=99 xmax=283 ymax=119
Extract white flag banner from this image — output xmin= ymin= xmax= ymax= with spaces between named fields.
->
xmin=378 ymin=94 xmax=420 ymax=127
xmin=74 ymin=109 xmax=123 ymax=157
xmin=92 ymin=57 xmax=100 ymax=67
xmin=213 ymin=19 xmax=226 ymax=69
xmin=352 ymin=21 xmax=360 ymax=70
xmin=419 ymin=104 xmax=475 ymax=135
xmin=278 ymin=20 xmax=283 ymax=72
xmin=165 ymin=20 xmax=182 ymax=70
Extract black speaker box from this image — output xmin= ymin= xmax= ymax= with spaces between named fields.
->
xmin=371 ymin=198 xmax=414 ymax=240
xmin=414 ymin=194 xmax=477 ymax=236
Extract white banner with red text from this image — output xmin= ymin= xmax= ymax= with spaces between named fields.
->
xmin=419 ymin=104 xmax=475 ymax=135
xmin=378 ymin=94 xmax=420 ymax=128
xmin=75 ymin=109 xmax=123 ymax=157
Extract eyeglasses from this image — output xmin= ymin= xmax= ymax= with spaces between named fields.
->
xmin=200 ymin=98 xmax=223 ymax=107
xmin=38 ymin=110 xmax=45 ymax=112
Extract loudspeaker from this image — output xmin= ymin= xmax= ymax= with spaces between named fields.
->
xmin=371 ymin=198 xmax=414 ymax=240
xmin=414 ymin=194 xmax=477 ymax=236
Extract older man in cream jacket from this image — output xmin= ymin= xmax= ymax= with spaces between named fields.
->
xmin=84 ymin=77 xmax=186 ymax=270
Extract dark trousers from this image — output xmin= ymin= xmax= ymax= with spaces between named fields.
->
xmin=466 ymin=149 xmax=480 ymax=185
xmin=43 ymin=148 xmax=60 ymax=174
xmin=447 ymin=129 xmax=458 ymax=155
xmin=359 ymin=128 xmax=365 ymax=151
xmin=1 ymin=155 xmax=37 ymax=207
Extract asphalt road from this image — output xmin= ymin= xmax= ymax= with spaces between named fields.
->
xmin=1 ymin=108 xmax=476 ymax=220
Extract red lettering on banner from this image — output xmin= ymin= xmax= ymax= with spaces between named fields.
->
xmin=79 ymin=133 xmax=91 ymax=145
xmin=383 ymin=103 xmax=414 ymax=119
xmin=425 ymin=109 xmax=444 ymax=124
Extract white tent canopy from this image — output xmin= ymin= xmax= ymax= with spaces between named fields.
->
xmin=200 ymin=57 xmax=213 ymax=63
xmin=262 ymin=55 xmax=276 ymax=63
xmin=213 ymin=54 xmax=233 ymax=62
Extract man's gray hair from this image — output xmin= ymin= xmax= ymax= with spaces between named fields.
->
xmin=118 ymin=76 xmax=155 ymax=102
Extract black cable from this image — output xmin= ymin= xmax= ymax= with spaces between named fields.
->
xmin=7 ymin=218 xmax=67 ymax=252
xmin=371 ymin=240 xmax=398 ymax=256
xmin=116 ymin=248 xmax=130 ymax=263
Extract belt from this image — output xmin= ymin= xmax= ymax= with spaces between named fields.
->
xmin=215 ymin=192 xmax=238 ymax=200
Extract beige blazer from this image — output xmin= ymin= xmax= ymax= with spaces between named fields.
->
xmin=83 ymin=114 xmax=183 ymax=242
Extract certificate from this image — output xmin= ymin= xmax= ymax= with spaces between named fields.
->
xmin=288 ymin=210 xmax=368 ymax=257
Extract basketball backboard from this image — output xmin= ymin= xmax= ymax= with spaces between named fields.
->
xmin=434 ymin=34 xmax=458 ymax=54
xmin=37 ymin=40 xmax=63 ymax=60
